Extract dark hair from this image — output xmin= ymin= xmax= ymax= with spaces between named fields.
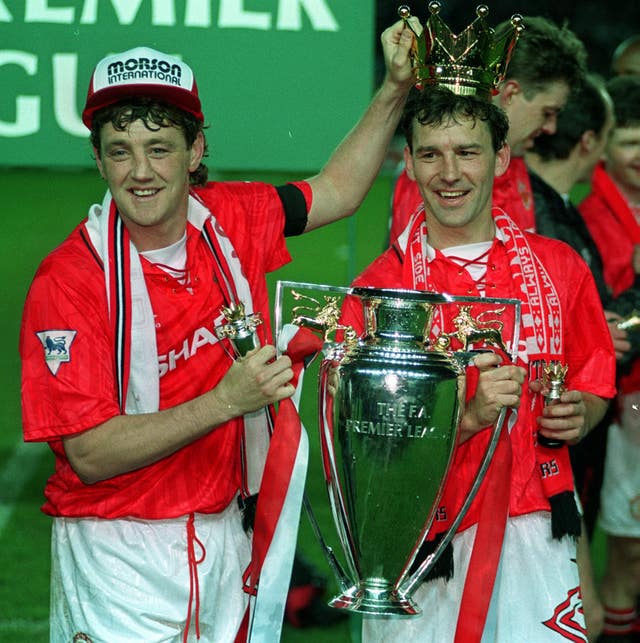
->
xmin=496 ymin=16 xmax=588 ymax=97
xmin=90 ymin=98 xmax=209 ymax=187
xmin=531 ymin=74 xmax=609 ymax=161
xmin=401 ymin=86 xmax=509 ymax=153
xmin=606 ymin=75 xmax=640 ymax=127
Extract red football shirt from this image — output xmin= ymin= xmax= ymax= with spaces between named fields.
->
xmin=579 ymin=162 xmax=640 ymax=395
xmin=20 ymin=181 xmax=310 ymax=519
xmin=579 ymin=162 xmax=640 ymax=297
xmin=341 ymin=233 xmax=615 ymax=528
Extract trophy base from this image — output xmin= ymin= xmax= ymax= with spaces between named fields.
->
xmin=328 ymin=583 xmax=420 ymax=617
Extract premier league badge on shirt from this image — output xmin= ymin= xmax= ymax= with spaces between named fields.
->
xmin=36 ymin=330 xmax=77 ymax=375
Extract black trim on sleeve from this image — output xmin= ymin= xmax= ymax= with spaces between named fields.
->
xmin=276 ymin=184 xmax=308 ymax=237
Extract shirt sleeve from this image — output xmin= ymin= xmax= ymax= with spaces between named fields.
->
xmin=20 ymin=250 xmax=120 ymax=442
xmin=561 ymin=253 xmax=617 ymax=399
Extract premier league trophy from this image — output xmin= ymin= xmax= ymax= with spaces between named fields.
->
xmin=214 ymin=302 xmax=263 ymax=358
xmin=274 ymin=281 xmax=521 ymax=616
xmin=529 ymin=359 xmax=569 ymax=448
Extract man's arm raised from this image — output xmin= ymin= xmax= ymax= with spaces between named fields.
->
xmin=304 ymin=19 xmax=418 ymax=231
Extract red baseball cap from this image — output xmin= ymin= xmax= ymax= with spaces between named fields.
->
xmin=82 ymin=46 xmax=204 ymax=129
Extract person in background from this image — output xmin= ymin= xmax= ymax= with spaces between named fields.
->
xmin=526 ymin=73 xmax=640 ymax=520
xmin=19 ymin=19 xmax=419 ymax=643
xmin=388 ymin=14 xmax=587 ymax=243
xmin=611 ymin=35 xmax=640 ymax=77
xmin=578 ymin=75 xmax=640 ymax=643
xmin=525 ymin=73 xmax=640 ymax=641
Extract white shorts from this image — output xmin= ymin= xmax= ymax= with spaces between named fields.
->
xmin=599 ymin=420 xmax=640 ymax=538
xmin=50 ymin=501 xmax=251 ymax=643
xmin=362 ymin=512 xmax=586 ymax=643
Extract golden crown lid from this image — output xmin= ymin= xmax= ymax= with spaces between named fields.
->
xmin=399 ymin=2 xmax=524 ymax=100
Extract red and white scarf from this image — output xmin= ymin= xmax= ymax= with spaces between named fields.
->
xmin=237 ymin=325 xmax=323 ymax=643
xmin=398 ymin=205 xmax=563 ymax=364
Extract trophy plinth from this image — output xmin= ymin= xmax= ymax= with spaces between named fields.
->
xmin=329 ymin=580 xmax=419 ymax=616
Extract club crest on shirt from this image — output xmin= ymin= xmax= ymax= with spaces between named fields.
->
xmin=36 ymin=330 xmax=77 ymax=375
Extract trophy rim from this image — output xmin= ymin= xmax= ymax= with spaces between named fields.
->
xmin=351 ymin=286 xmax=449 ymax=304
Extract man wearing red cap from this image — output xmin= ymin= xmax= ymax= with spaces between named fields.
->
xmin=20 ymin=22 xmax=418 ymax=643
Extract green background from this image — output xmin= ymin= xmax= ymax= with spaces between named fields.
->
xmin=0 ymin=1 xmax=373 ymax=171
xmin=0 ymin=164 xmax=609 ymax=642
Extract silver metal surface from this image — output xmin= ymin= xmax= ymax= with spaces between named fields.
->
xmin=274 ymin=282 xmax=521 ymax=617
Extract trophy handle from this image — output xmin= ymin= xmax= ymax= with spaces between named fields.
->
xmin=318 ymin=355 xmax=362 ymax=585
xmin=300 ymin=495 xmax=352 ymax=594
xmin=273 ymin=281 xmax=360 ymax=594
xmin=399 ymin=399 xmax=509 ymax=597
xmin=399 ymin=296 xmax=521 ymax=597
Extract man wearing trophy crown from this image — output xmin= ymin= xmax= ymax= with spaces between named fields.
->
xmin=340 ymin=5 xmax=617 ymax=643
xmin=387 ymin=8 xmax=589 ymax=242
xmin=19 ymin=17 xmax=422 ymax=643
